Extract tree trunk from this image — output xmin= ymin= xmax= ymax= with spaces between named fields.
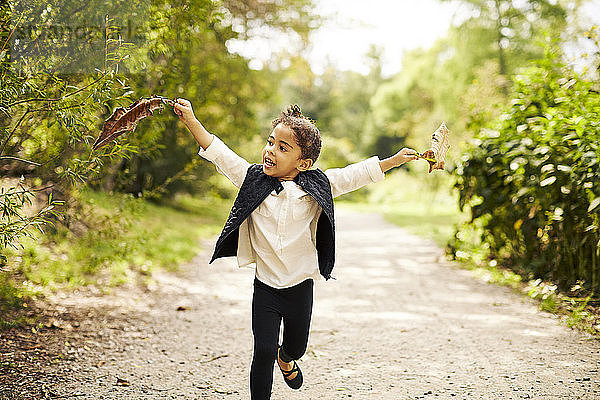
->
xmin=494 ymin=0 xmax=509 ymax=95
xmin=102 ymin=158 xmax=125 ymax=192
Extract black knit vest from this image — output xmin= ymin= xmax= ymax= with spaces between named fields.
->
xmin=210 ymin=164 xmax=336 ymax=280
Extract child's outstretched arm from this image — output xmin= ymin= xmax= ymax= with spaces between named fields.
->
xmin=378 ymin=147 xmax=419 ymax=173
xmin=173 ymin=98 xmax=214 ymax=150
xmin=325 ymin=148 xmax=419 ymax=198
xmin=174 ymin=98 xmax=250 ymax=188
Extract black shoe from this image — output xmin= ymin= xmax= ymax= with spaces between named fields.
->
xmin=279 ymin=359 xmax=303 ymax=389
xmin=277 ymin=349 xmax=303 ymax=389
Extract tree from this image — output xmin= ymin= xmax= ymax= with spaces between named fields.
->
xmin=98 ymin=0 xmax=320 ymax=196
xmin=1 ymin=2 xmax=137 ymax=256
xmin=366 ymin=0 xmax=580 ymax=157
xmin=1 ymin=0 xmax=321 ymax=255
xmin=367 ymin=44 xmax=447 ymax=157
xmin=442 ymin=0 xmax=571 ymax=78
xmin=269 ymin=46 xmax=386 ymax=167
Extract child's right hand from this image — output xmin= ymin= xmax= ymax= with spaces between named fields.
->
xmin=173 ymin=98 xmax=197 ymax=126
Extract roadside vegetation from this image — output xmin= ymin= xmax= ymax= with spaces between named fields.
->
xmin=0 ymin=186 xmax=231 ymax=328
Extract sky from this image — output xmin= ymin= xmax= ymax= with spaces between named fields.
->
xmin=227 ymin=0 xmax=463 ymax=76
xmin=306 ymin=0 xmax=463 ymax=76
xmin=227 ymin=0 xmax=600 ymax=77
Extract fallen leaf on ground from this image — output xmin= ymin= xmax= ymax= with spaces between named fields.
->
xmin=48 ymin=319 xmax=74 ymax=330
xmin=115 ymin=377 xmax=130 ymax=386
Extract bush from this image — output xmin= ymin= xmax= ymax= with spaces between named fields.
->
xmin=454 ymin=44 xmax=600 ymax=293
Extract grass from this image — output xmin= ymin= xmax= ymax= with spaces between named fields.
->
xmin=0 ymin=274 xmax=39 ymax=329
xmin=1 ymin=187 xmax=231 ymax=328
xmin=16 ymin=188 xmax=230 ymax=287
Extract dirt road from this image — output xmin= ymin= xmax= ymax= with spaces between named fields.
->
xmin=1 ymin=210 xmax=599 ymax=399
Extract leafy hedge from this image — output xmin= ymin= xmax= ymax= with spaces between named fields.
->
xmin=454 ymin=47 xmax=600 ymax=293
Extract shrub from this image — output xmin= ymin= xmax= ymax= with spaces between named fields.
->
xmin=454 ymin=43 xmax=600 ymax=293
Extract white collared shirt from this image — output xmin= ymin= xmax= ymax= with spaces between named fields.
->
xmin=199 ymin=135 xmax=385 ymax=288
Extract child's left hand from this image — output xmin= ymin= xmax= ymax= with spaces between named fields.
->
xmin=394 ymin=148 xmax=419 ymax=166
xmin=420 ymin=149 xmax=436 ymax=173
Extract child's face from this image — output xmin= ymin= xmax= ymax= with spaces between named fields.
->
xmin=262 ymin=123 xmax=312 ymax=180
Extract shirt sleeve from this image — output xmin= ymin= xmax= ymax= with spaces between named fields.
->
xmin=324 ymin=156 xmax=385 ymax=198
xmin=198 ymin=135 xmax=250 ymax=188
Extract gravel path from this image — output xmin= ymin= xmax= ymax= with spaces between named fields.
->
xmin=1 ymin=210 xmax=599 ymax=399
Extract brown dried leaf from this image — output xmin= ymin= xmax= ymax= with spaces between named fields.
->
xmin=93 ymin=96 xmax=174 ymax=150
xmin=430 ymin=122 xmax=450 ymax=171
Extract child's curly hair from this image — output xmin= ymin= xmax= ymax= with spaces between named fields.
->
xmin=272 ymin=105 xmax=321 ymax=163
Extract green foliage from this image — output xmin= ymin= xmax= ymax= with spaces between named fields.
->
xmin=0 ymin=179 xmax=64 ymax=251
xmin=100 ymin=0 xmax=320 ymax=196
xmin=1 ymin=3 xmax=138 ymax=253
xmin=1 ymin=0 xmax=319 ymax=253
xmin=368 ymin=45 xmax=444 ymax=155
xmin=270 ymin=49 xmax=385 ymax=168
xmin=367 ymin=0 xmax=577 ymax=159
xmin=454 ymin=41 xmax=600 ymax=293
xmin=441 ymin=0 xmax=570 ymax=76
xmin=4 ymin=188 xmax=229 ymax=289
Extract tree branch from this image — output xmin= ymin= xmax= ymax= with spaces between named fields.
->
xmin=0 ymin=109 xmax=30 ymax=156
xmin=0 ymin=156 xmax=41 ymax=166
xmin=0 ymin=184 xmax=55 ymax=198
xmin=29 ymin=102 xmax=86 ymax=113
xmin=6 ymin=71 xmax=109 ymax=108
xmin=0 ymin=12 xmax=24 ymax=54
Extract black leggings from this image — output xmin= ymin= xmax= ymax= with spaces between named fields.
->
xmin=250 ymin=277 xmax=314 ymax=400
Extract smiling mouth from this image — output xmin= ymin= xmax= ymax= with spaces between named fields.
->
xmin=264 ymin=158 xmax=275 ymax=168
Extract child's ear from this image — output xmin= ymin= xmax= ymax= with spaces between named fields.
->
xmin=297 ymin=158 xmax=313 ymax=171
